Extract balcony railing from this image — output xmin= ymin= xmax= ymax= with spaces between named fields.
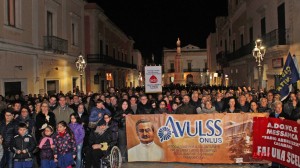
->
xmin=167 ymin=69 xmax=175 ymax=73
xmin=87 ymin=54 xmax=137 ymax=69
xmin=44 ymin=36 xmax=68 ymax=54
xmin=217 ymin=29 xmax=289 ymax=63
xmin=183 ymin=68 xmax=201 ymax=72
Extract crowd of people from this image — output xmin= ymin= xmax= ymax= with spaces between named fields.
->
xmin=0 ymin=84 xmax=299 ymax=168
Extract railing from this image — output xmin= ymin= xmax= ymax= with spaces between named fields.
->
xmin=44 ymin=36 xmax=68 ymax=54
xmin=219 ymin=29 xmax=289 ymax=63
xmin=183 ymin=68 xmax=201 ymax=72
xmin=167 ymin=69 xmax=175 ymax=73
xmin=87 ymin=54 xmax=137 ymax=69
xmin=262 ymin=29 xmax=289 ymax=47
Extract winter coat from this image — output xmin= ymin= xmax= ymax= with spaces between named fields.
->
xmin=114 ymin=109 xmax=133 ymax=129
xmin=39 ymin=136 xmax=54 ymax=160
xmin=35 ymin=112 xmax=56 ymax=143
xmin=89 ymin=126 xmax=115 ymax=149
xmin=10 ymin=133 xmax=36 ymax=161
xmin=136 ymin=102 xmax=152 ymax=114
xmin=176 ymin=103 xmax=197 ymax=114
xmin=53 ymin=132 xmax=77 ymax=156
xmin=0 ymin=120 xmax=18 ymax=150
xmin=89 ymin=107 xmax=111 ymax=122
xmin=53 ymin=106 xmax=74 ymax=123
xmin=69 ymin=123 xmax=85 ymax=145
xmin=16 ymin=116 xmax=35 ymax=134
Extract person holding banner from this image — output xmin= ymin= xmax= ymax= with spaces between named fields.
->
xmin=269 ymin=101 xmax=289 ymax=119
xmin=128 ymin=119 xmax=164 ymax=162
xmin=269 ymin=101 xmax=290 ymax=168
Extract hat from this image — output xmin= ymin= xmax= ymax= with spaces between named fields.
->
xmin=97 ymin=119 xmax=106 ymax=126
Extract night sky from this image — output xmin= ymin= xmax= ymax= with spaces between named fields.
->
xmin=87 ymin=0 xmax=228 ymax=64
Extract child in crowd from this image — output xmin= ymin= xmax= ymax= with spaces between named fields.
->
xmin=69 ymin=114 xmax=85 ymax=168
xmin=39 ymin=125 xmax=56 ymax=168
xmin=53 ymin=121 xmax=77 ymax=168
xmin=11 ymin=123 xmax=36 ymax=168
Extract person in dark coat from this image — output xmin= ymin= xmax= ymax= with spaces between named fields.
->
xmin=153 ymin=100 xmax=170 ymax=114
xmin=15 ymin=106 xmax=35 ymax=135
xmin=269 ymin=101 xmax=289 ymax=168
xmin=38 ymin=125 xmax=55 ymax=168
xmin=85 ymin=119 xmax=116 ymax=168
xmin=176 ymin=95 xmax=197 ymax=114
xmin=35 ymin=102 xmax=56 ymax=143
xmin=11 ymin=123 xmax=36 ymax=168
xmin=114 ymin=100 xmax=133 ymax=161
xmin=269 ymin=101 xmax=289 ymax=119
xmin=0 ymin=108 xmax=18 ymax=168
xmin=224 ymin=97 xmax=241 ymax=113
xmin=136 ymin=95 xmax=152 ymax=114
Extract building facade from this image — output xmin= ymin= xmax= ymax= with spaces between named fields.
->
xmin=84 ymin=3 xmax=140 ymax=93
xmin=210 ymin=0 xmax=300 ymax=90
xmin=0 ymin=0 xmax=85 ymax=96
xmin=163 ymin=38 xmax=207 ymax=85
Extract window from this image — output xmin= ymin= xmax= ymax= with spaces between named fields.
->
xmin=71 ymin=23 xmax=78 ymax=45
xmin=100 ymin=40 xmax=103 ymax=55
xmin=229 ymin=29 xmax=231 ymax=37
xmin=106 ymin=45 xmax=109 ymax=56
xmin=170 ymin=63 xmax=174 ymax=71
xmin=220 ymin=40 xmax=222 ymax=47
xmin=188 ymin=62 xmax=192 ymax=70
xmin=7 ymin=0 xmax=15 ymax=26
xmin=249 ymin=27 xmax=253 ymax=42
xmin=125 ymin=54 xmax=127 ymax=62
xmin=261 ymin=17 xmax=266 ymax=36
xmin=240 ymin=34 xmax=244 ymax=47
xmin=47 ymin=11 xmax=53 ymax=36
xmin=71 ymin=23 xmax=75 ymax=45
xmin=113 ymin=48 xmax=116 ymax=59
xmin=225 ymin=39 xmax=227 ymax=52
xmin=232 ymin=40 xmax=236 ymax=52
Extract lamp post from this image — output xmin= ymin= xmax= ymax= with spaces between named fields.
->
xmin=76 ymin=54 xmax=87 ymax=92
xmin=252 ymin=39 xmax=266 ymax=90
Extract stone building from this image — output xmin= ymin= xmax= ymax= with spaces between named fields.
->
xmin=84 ymin=3 xmax=140 ymax=93
xmin=209 ymin=0 xmax=300 ymax=90
xmin=163 ymin=38 xmax=208 ymax=85
xmin=0 ymin=0 xmax=85 ymax=96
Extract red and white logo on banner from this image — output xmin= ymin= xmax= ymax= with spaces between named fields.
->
xmin=149 ymin=75 xmax=158 ymax=83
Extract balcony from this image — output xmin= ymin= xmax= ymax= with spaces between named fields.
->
xmin=167 ymin=69 xmax=175 ymax=73
xmin=44 ymin=36 xmax=68 ymax=54
xmin=220 ymin=29 xmax=289 ymax=63
xmin=183 ymin=68 xmax=201 ymax=72
xmin=87 ymin=54 xmax=137 ymax=69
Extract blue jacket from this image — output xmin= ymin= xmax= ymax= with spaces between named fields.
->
xmin=68 ymin=123 xmax=85 ymax=145
xmin=89 ymin=107 xmax=111 ymax=122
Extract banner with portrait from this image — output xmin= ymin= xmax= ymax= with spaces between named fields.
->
xmin=252 ymin=117 xmax=300 ymax=168
xmin=126 ymin=113 xmax=268 ymax=163
xmin=144 ymin=66 xmax=162 ymax=93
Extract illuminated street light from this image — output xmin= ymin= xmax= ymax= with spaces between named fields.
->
xmin=76 ymin=54 xmax=87 ymax=92
xmin=252 ymin=39 xmax=266 ymax=90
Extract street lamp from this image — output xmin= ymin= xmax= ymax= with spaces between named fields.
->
xmin=252 ymin=39 xmax=266 ymax=90
xmin=76 ymin=54 xmax=87 ymax=92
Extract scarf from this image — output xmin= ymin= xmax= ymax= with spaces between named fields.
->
xmin=95 ymin=126 xmax=108 ymax=135
xmin=59 ymin=131 xmax=66 ymax=137
xmin=39 ymin=137 xmax=53 ymax=148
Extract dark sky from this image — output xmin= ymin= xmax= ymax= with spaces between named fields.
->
xmin=87 ymin=0 xmax=228 ymax=64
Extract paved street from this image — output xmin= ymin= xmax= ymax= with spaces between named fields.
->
xmin=122 ymin=162 xmax=270 ymax=168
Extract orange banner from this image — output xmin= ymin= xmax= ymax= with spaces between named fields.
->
xmin=126 ymin=113 xmax=269 ymax=163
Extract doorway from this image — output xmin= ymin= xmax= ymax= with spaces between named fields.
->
xmin=46 ymin=80 xmax=59 ymax=95
xmin=5 ymin=82 xmax=21 ymax=96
